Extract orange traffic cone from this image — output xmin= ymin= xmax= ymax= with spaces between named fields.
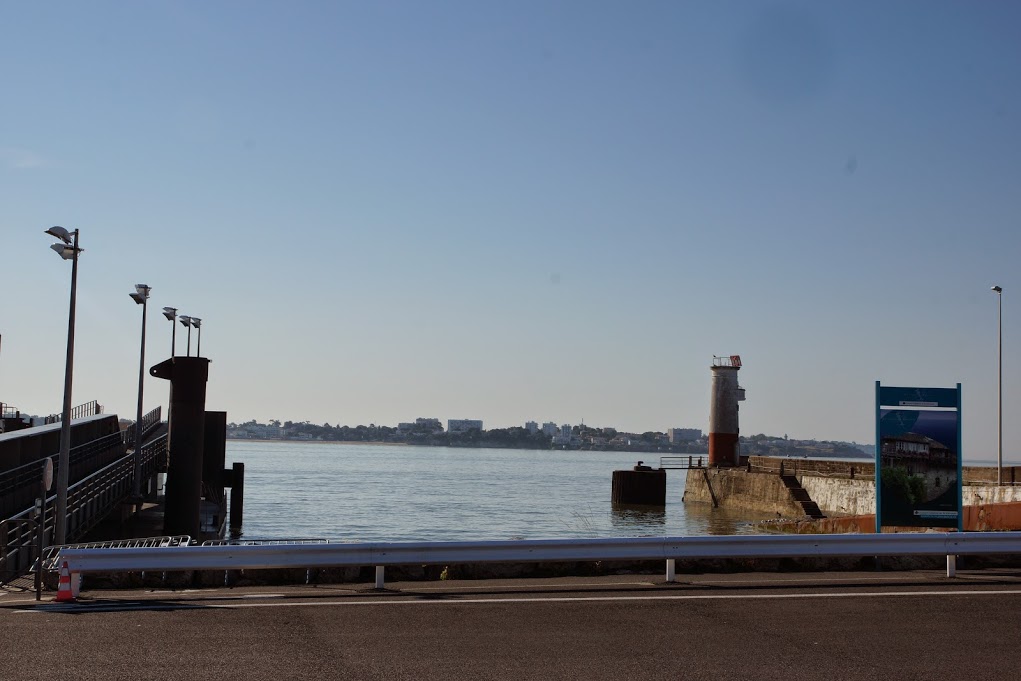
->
xmin=55 ymin=561 xmax=75 ymax=603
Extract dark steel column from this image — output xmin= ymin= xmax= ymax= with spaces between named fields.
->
xmin=229 ymin=462 xmax=244 ymax=535
xmin=150 ymin=357 xmax=209 ymax=539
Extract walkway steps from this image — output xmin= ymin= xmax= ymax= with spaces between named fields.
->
xmin=780 ymin=474 xmax=825 ymax=519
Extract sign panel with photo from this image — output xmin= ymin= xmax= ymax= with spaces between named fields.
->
xmin=876 ymin=384 xmax=962 ymax=531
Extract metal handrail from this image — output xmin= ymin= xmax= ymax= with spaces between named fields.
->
xmin=0 ymin=517 xmax=44 ymax=590
xmin=121 ymin=406 xmax=162 ymax=447
xmin=659 ymin=456 xmax=706 ymax=469
xmin=42 ymin=536 xmax=191 ymax=571
xmin=0 ymin=432 xmax=125 ymax=518
xmin=201 ymin=538 xmax=329 ymax=546
xmin=43 ymin=399 xmax=101 ymax=425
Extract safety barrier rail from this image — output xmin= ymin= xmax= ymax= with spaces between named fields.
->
xmin=55 ymin=531 xmax=1021 ymax=588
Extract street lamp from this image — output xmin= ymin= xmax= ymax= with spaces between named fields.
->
xmin=45 ymin=225 xmax=83 ymax=546
xmin=129 ymin=284 xmax=151 ymax=498
xmin=162 ymin=307 xmax=177 ymax=357
xmin=992 ymin=285 xmax=1003 ymax=485
xmin=179 ymin=316 xmax=193 ymax=356
xmin=191 ymin=318 xmax=202 ymax=356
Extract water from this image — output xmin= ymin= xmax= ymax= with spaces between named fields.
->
xmin=228 ymin=441 xmax=775 ymax=541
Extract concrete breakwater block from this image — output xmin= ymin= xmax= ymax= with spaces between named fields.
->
xmin=612 ymin=464 xmax=667 ymax=506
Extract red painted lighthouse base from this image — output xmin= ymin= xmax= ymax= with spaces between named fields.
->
xmin=708 ymin=432 xmax=739 ymax=467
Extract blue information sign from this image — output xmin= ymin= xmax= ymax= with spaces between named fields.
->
xmin=875 ymin=382 xmax=963 ymax=532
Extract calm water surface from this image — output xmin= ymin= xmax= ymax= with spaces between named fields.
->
xmin=227 ymin=441 xmax=775 ymax=541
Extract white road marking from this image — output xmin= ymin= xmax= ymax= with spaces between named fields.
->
xmin=408 ymin=581 xmax=655 ymax=592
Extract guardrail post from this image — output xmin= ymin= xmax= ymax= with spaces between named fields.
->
xmin=665 ymin=558 xmax=676 ymax=583
xmin=375 ymin=565 xmax=385 ymax=589
xmin=947 ymin=555 xmax=956 ymax=578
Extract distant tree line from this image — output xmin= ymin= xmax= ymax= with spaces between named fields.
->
xmin=227 ymin=420 xmax=871 ymax=456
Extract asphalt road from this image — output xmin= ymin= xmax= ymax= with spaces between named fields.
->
xmin=3 ymin=570 xmax=1021 ymax=680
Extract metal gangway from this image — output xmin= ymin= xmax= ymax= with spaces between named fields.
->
xmin=0 ymin=407 xmax=166 ymax=587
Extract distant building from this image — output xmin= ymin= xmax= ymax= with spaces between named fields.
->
xmin=552 ymin=424 xmax=576 ymax=447
xmin=542 ymin=422 xmax=558 ymax=437
xmin=448 ymin=419 xmax=483 ymax=434
xmin=398 ymin=417 xmax=444 ymax=435
xmin=525 ymin=421 xmax=539 ymax=434
xmin=668 ymin=428 xmax=702 ymax=444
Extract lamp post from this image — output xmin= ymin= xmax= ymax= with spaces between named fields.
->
xmin=192 ymin=318 xmax=202 ymax=356
xmin=45 ymin=226 xmax=82 ymax=546
xmin=992 ymin=285 xmax=1003 ymax=485
xmin=130 ymin=284 xmax=151 ymax=498
xmin=179 ymin=316 xmax=193 ymax=356
xmin=162 ymin=307 xmax=177 ymax=357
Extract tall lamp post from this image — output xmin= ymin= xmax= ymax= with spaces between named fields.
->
xmin=130 ymin=284 xmax=151 ymax=498
xmin=179 ymin=315 xmax=193 ymax=356
xmin=162 ymin=307 xmax=177 ymax=357
xmin=992 ymin=285 xmax=1003 ymax=485
xmin=45 ymin=226 xmax=82 ymax=546
xmin=192 ymin=318 xmax=202 ymax=356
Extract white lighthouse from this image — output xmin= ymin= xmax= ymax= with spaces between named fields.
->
xmin=708 ymin=355 xmax=745 ymax=467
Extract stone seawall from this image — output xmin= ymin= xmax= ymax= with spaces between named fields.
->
xmin=682 ymin=468 xmax=805 ymax=517
xmin=800 ymin=477 xmax=875 ymax=516
xmin=685 ymin=457 xmax=1021 ymax=522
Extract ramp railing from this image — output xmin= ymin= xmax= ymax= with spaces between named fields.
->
xmin=0 ymin=435 xmax=166 ymax=585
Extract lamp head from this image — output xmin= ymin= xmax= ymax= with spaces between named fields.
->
xmin=179 ymin=315 xmax=193 ymax=327
xmin=49 ymin=243 xmax=75 ymax=260
xmin=162 ymin=307 xmax=177 ymax=321
xmin=992 ymin=285 xmax=1003 ymax=293
xmin=129 ymin=284 xmax=151 ymax=305
xmin=191 ymin=318 xmax=201 ymax=329
xmin=44 ymin=226 xmax=73 ymax=245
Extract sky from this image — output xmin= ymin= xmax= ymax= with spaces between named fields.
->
xmin=1 ymin=1 xmax=1019 ymax=462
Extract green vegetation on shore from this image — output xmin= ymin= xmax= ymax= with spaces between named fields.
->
xmin=228 ymin=420 xmax=871 ymax=457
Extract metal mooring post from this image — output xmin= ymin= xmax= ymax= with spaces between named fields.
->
xmin=375 ymin=566 xmax=385 ymax=589
xmin=665 ymin=559 xmax=676 ymax=583
xmin=947 ymin=555 xmax=956 ymax=578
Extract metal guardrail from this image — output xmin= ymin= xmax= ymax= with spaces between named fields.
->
xmin=55 ymin=531 xmax=1021 ymax=588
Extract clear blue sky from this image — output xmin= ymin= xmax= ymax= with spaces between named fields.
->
xmin=1 ymin=1 xmax=1018 ymax=461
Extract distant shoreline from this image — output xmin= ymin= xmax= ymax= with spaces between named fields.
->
xmin=228 ymin=438 xmax=410 ymax=447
